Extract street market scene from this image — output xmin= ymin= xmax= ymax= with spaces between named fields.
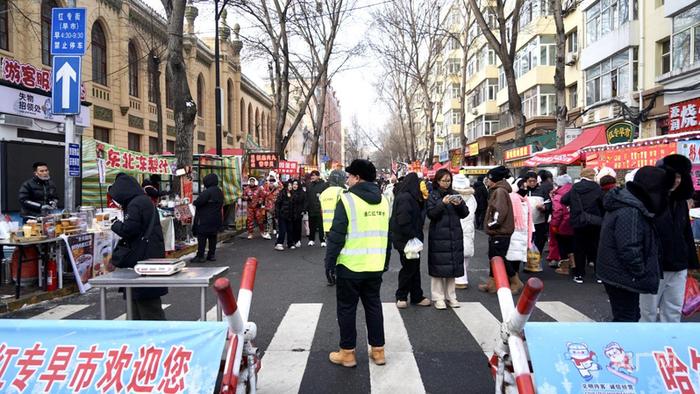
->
xmin=1 ymin=0 xmax=700 ymax=393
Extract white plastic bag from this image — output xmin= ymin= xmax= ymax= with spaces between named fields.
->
xmin=404 ymin=238 xmax=423 ymax=259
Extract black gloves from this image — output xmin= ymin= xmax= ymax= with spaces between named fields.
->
xmin=325 ymin=268 xmax=336 ymax=286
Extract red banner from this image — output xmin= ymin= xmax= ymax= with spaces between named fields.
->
xmin=248 ymin=152 xmax=279 ymax=170
xmin=586 ymin=143 xmax=677 ymax=169
xmin=668 ymin=98 xmax=700 ymax=134
xmin=278 ymin=160 xmax=299 ymax=175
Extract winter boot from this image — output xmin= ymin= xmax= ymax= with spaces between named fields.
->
xmin=370 ymin=346 xmax=386 ymax=365
xmin=329 ymin=348 xmax=357 ymax=368
xmin=509 ymin=274 xmax=524 ymax=295
xmin=555 ymin=259 xmax=571 ymax=275
xmin=478 ymin=277 xmax=497 ymax=293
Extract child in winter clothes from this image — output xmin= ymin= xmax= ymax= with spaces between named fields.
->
xmin=452 ymin=174 xmax=477 ymax=289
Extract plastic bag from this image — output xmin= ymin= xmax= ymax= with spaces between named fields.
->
xmin=524 ymin=245 xmax=543 ymax=273
xmin=682 ymin=276 xmax=700 ymax=317
xmin=404 ymin=238 xmax=423 ymax=259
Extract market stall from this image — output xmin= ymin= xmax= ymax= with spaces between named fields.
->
xmin=524 ymin=125 xmax=607 ymax=167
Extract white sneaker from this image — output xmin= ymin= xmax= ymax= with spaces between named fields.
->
xmin=272 ymin=230 xmax=277 ymax=235
xmin=321 ymin=242 xmax=326 ymax=247
xmin=290 ymin=245 xmax=296 ymax=250
xmin=247 ymin=234 xmax=253 ymax=239
xmin=274 ymin=244 xmax=284 ymax=251
xmin=262 ymin=233 xmax=271 ymax=240
xmin=308 ymin=241 xmax=315 ymax=246
xmin=434 ymin=300 xmax=447 ymax=310
xmin=295 ymin=241 xmax=301 ymax=248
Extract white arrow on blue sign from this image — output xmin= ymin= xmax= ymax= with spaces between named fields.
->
xmin=51 ymin=56 xmax=81 ymax=115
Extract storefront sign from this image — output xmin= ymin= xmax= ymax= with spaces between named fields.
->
xmin=96 ymin=141 xmax=174 ymax=175
xmin=668 ymin=97 xmax=700 ymax=134
xmin=0 ymin=84 xmax=90 ymax=126
xmin=63 ymin=233 xmax=94 ymax=293
xmin=248 ymin=152 xmax=278 ymax=170
xmin=439 ymin=150 xmax=449 ymax=162
xmin=586 ymin=143 xmax=677 ymax=170
xmin=467 ymin=142 xmax=479 ymax=157
xmin=606 ymin=122 xmax=635 ymax=144
xmin=504 ymin=145 xmax=532 ymax=162
xmin=677 ymin=140 xmax=700 ymax=190
xmin=526 ymin=322 xmax=700 ymax=394
xmin=450 ymin=149 xmax=462 ymax=168
xmin=278 ymin=160 xmax=299 ymax=175
xmin=68 ymin=143 xmax=80 ymax=177
xmin=0 ymin=319 xmax=227 ymax=394
xmin=1 ymin=56 xmax=86 ymax=99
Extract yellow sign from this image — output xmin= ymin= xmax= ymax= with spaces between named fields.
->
xmin=504 ymin=145 xmax=533 ymax=161
xmin=467 ymin=143 xmax=479 ymax=157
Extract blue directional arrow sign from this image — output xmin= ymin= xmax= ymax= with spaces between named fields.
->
xmin=51 ymin=56 xmax=81 ymax=115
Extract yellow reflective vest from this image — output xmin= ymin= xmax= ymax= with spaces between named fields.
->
xmin=336 ymin=192 xmax=390 ymax=273
xmin=320 ymin=186 xmax=344 ymax=232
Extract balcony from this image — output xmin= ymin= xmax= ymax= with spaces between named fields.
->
xmin=580 ymin=21 xmax=639 ymax=70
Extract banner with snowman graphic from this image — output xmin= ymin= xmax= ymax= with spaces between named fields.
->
xmin=525 ymin=322 xmax=700 ymax=394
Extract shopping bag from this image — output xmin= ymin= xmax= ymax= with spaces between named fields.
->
xmin=524 ymin=245 xmax=543 ymax=273
xmin=682 ymin=276 xmax=700 ymax=317
xmin=404 ymin=238 xmax=423 ymax=259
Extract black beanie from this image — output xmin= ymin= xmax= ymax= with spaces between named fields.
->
xmin=345 ymin=159 xmax=377 ymax=182
xmin=630 ymin=166 xmax=672 ymax=214
xmin=487 ymin=165 xmax=510 ymax=182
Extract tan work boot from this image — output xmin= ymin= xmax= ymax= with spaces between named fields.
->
xmin=555 ymin=259 xmax=571 ymax=275
xmin=370 ymin=346 xmax=386 ymax=365
xmin=478 ymin=277 xmax=497 ymax=293
xmin=509 ymin=274 xmax=524 ymax=295
xmin=329 ymin=348 xmax=357 ymax=368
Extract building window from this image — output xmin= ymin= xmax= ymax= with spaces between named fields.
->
xmin=451 ymin=110 xmax=460 ymax=126
xmin=147 ymin=51 xmax=158 ymax=103
xmin=227 ymin=79 xmax=234 ymax=136
xmin=481 ymin=46 xmax=496 ymax=66
xmin=128 ymin=133 xmax=141 ymax=152
xmin=467 ymin=78 xmax=498 ymax=110
xmin=447 ymin=36 xmax=460 ymax=51
xmin=519 ymin=0 xmax=552 ymax=30
xmin=41 ymin=0 xmax=59 ymax=65
xmin=498 ymin=66 xmax=506 ymax=90
xmin=93 ymin=126 xmax=110 ymax=143
xmin=514 ymin=35 xmax=556 ymax=79
xmin=659 ymin=38 xmax=671 ymax=74
xmin=566 ymin=30 xmax=578 ymax=53
xmin=91 ymin=22 xmax=108 ymax=86
xmin=451 ymin=83 xmax=461 ymax=99
xmin=165 ymin=71 xmax=174 ymax=109
xmin=586 ymin=0 xmax=630 ymax=46
xmin=0 ymin=0 xmax=9 ymax=51
xmin=149 ymin=137 xmax=159 ymax=154
xmin=445 ymin=58 xmax=460 ymax=75
xmin=568 ymin=83 xmax=578 ymax=108
xmin=166 ymin=139 xmax=175 ymax=153
xmin=671 ymin=4 xmax=700 ymax=71
xmin=128 ymin=41 xmax=139 ymax=97
xmin=196 ymin=74 xmax=204 ymax=117
xmin=585 ymin=49 xmax=633 ymax=106
xmin=521 ymin=85 xmax=556 ymax=118
xmin=197 ymin=144 xmax=205 ymax=154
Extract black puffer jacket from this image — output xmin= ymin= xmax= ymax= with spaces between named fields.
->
xmin=110 ymin=173 xmax=167 ymax=300
xmin=305 ymin=179 xmax=328 ymax=216
xmin=562 ymin=179 xmax=603 ymax=228
xmin=473 ymin=180 xmax=488 ymax=214
xmin=276 ymin=185 xmax=294 ymax=221
xmin=18 ymin=176 xmax=59 ymax=217
xmin=390 ymin=173 xmax=425 ymax=252
xmin=596 ymin=186 xmax=660 ymax=294
xmin=426 ymin=187 xmax=469 ymax=277
xmin=193 ymin=174 xmax=224 ymax=235
xmin=291 ymin=188 xmax=306 ymax=220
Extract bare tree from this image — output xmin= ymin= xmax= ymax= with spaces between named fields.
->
xmin=162 ymin=0 xmax=197 ymax=194
xmin=375 ymin=66 xmax=419 ymax=161
xmin=467 ymin=0 xmax=525 ymax=145
xmin=344 ymin=115 xmax=365 ymax=162
xmin=372 ymin=0 xmax=445 ymax=166
xmin=552 ymin=0 xmax=567 ymax=150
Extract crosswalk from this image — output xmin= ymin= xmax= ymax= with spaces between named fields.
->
xmin=11 ymin=299 xmax=593 ymax=393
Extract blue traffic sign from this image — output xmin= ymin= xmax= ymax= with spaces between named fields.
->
xmin=51 ymin=56 xmax=81 ymax=115
xmin=68 ymin=143 xmax=80 ymax=177
xmin=50 ymin=8 xmax=87 ymax=55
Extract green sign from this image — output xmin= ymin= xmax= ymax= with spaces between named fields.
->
xmin=606 ymin=122 xmax=635 ymax=144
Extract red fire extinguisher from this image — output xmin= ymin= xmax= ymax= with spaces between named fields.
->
xmin=47 ymin=258 xmax=57 ymax=291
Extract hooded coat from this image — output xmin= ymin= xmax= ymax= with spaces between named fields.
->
xmin=110 ymin=173 xmax=167 ymax=300
xmin=551 ymin=183 xmax=574 ymax=236
xmin=484 ymin=180 xmax=515 ymax=237
xmin=473 ymin=179 xmax=489 ymax=216
xmin=390 ymin=173 xmax=425 ymax=252
xmin=305 ymin=178 xmax=328 ymax=216
xmin=426 ymin=187 xmax=469 ymax=277
xmin=193 ymin=174 xmax=224 ymax=235
xmin=276 ymin=183 xmax=295 ymax=221
xmin=561 ymin=179 xmax=604 ymax=228
xmin=596 ymin=186 xmax=660 ymax=294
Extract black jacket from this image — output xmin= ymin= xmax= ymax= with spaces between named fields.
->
xmin=390 ymin=173 xmax=425 ymax=252
xmin=18 ymin=176 xmax=59 ymax=217
xmin=110 ymin=173 xmax=167 ymax=300
xmin=325 ymin=181 xmax=391 ymax=279
xmin=562 ymin=179 xmax=603 ymax=228
xmin=473 ymin=181 xmax=488 ymax=213
xmin=596 ymin=186 xmax=660 ymax=294
xmin=305 ymin=179 xmax=328 ymax=216
xmin=426 ymin=187 xmax=469 ymax=277
xmin=276 ymin=187 xmax=294 ymax=221
xmin=291 ymin=189 xmax=306 ymax=220
xmin=654 ymin=196 xmax=700 ymax=272
xmin=193 ymin=174 xmax=224 ymax=235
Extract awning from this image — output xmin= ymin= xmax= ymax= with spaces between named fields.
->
xmin=524 ymin=126 xmax=607 ymax=166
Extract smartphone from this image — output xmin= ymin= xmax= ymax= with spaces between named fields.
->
xmin=449 ymin=194 xmax=462 ymax=202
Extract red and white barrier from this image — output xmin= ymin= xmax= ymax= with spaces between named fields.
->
xmin=213 ymin=257 xmax=259 ymax=394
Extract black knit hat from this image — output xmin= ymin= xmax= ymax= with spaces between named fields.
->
xmin=345 ymin=159 xmax=377 ymax=182
xmin=630 ymin=166 xmax=673 ymax=214
xmin=487 ymin=165 xmax=510 ymax=182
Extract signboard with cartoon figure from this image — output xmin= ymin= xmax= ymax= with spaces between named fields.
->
xmin=525 ymin=322 xmax=700 ymax=394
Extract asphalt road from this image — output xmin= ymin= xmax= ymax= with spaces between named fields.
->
xmin=3 ymin=229 xmax=699 ymax=393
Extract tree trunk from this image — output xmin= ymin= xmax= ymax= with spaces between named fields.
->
xmin=459 ymin=31 xmax=469 ymax=164
xmin=421 ymin=83 xmax=435 ymax=166
xmin=504 ymin=60 xmax=526 ymax=146
xmin=149 ymin=53 xmax=164 ymax=153
xmin=553 ymin=0 xmax=568 ymax=150
xmin=163 ymin=0 xmax=197 ymax=195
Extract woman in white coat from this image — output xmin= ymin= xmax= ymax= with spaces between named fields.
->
xmin=452 ymin=174 xmax=477 ymax=289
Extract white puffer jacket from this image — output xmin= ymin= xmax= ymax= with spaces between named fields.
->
xmin=454 ymin=187 xmax=477 ymax=258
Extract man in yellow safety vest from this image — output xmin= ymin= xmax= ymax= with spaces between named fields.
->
xmin=325 ymin=159 xmax=391 ymax=368
xmin=319 ymin=169 xmax=347 ymax=250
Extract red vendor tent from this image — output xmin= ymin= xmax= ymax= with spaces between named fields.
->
xmin=524 ymin=126 xmax=607 ymax=166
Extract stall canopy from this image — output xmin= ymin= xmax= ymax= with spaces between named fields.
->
xmin=524 ymin=126 xmax=606 ymax=166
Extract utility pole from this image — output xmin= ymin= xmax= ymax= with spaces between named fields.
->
xmin=64 ymin=0 xmax=77 ymax=211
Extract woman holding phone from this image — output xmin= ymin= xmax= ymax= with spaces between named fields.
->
xmin=426 ymin=168 xmax=470 ymax=309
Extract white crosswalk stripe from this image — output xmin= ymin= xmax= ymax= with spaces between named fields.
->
xmin=257 ymin=303 xmax=323 ymax=394
xmin=30 ymin=304 xmax=89 ymax=320
xmin=114 ymin=304 xmax=172 ymax=320
xmin=536 ymin=301 xmax=594 ymax=322
xmin=370 ymin=303 xmax=425 ymax=394
xmin=452 ymin=302 xmax=502 ymax=357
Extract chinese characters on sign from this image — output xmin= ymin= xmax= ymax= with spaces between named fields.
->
xmin=677 ymin=140 xmax=700 ymax=190
xmin=605 ymin=122 xmax=635 ymax=144
xmin=96 ymin=142 xmax=175 ymax=175
xmin=466 ymin=143 xmax=479 ymax=157
xmin=450 ymin=149 xmax=462 ymax=169
xmin=588 ymin=143 xmax=677 ymax=170
xmin=668 ymin=98 xmax=700 ymax=134
xmin=50 ymin=8 xmax=87 ymax=55
xmin=248 ymin=153 xmax=279 ymax=170
xmin=68 ymin=143 xmax=80 ymax=177
xmin=1 ymin=57 xmax=87 ymax=100
xmin=504 ymin=145 xmax=533 ymax=161
xmin=278 ymin=160 xmax=299 ymax=175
